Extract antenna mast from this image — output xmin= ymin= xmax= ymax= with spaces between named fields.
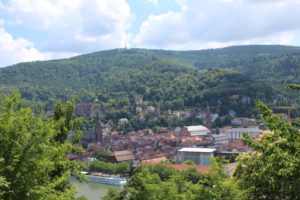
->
xmin=124 ymin=40 xmax=127 ymax=49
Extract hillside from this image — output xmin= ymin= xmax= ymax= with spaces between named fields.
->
xmin=154 ymin=45 xmax=300 ymax=90
xmin=1 ymin=45 xmax=299 ymax=117
xmin=0 ymin=49 xmax=197 ymax=109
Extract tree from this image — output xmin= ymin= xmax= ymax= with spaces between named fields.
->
xmin=196 ymin=157 xmax=246 ymax=200
xmin=0 ymin=177 xmax=9 ymax=197
xmin=0 ymin=94 xmax=83 ymax=200
xmin=116 ymin=162 xmax=130 ymax=175
xmin=94 ymin=151 xmax=111 ymax=162
xmin=182 ymin=168 xmax=205 ymax=184
xmin=103 ymin=188 xmax=126 ymax=200
xmin=103 ymin=162 xmax=245 ymax=200
xmin=88 ymin=160 xmax=130 ymax=175
xmin=234 ymin=99 xmax=300 ymax=199
xmin=183 ymin=160 xmax=196 ymax=165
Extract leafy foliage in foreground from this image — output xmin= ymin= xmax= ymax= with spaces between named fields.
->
xmin=104 ymin=162 xmax=246 ymax=200
xmin=0 ymin=94 xmax=83 ymax=200
xmin=234 ymin=100 xmax=300 ymax=200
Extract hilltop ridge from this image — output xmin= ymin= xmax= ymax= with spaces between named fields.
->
xmin=0 ymin=45 xmax=299 ymax=116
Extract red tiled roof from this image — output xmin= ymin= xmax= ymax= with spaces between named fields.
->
xmin=111 ymin=131 xmax=120 ymax=135
xmin=113 ymin=150 xmax=134 ymax=162
xmin=67 ymin=154 xmax=77 ymax=160
xmin=88 ymin=144 xmax=103 ymax=150
xmin=141 ymin=157 xmax=167 ymax=164
xmin=82 ymin=151 xmax=94 ymax=158
xmin=114 ymin=150 xmax=132 ymax=156
xmin=181 ymin=136 xmax=202 ymax=142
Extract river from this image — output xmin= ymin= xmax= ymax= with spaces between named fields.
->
xmin=71 ymin=180 xmax=123 ymax=200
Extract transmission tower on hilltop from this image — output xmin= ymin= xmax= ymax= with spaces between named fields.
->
xmin=124 ymin=40 xmax=128 ymax=49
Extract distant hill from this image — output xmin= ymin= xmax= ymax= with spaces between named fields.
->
xmin=1 ymin=45 xmax=300 ymax=116
xmin=156 ymin=45 xmax=300 ymax=104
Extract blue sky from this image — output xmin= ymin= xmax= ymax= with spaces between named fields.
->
xmin=0 ymin=0 xmax=300 ymax=67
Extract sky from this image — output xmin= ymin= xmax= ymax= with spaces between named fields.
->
xmin=0 ymin=0 xmax=300 ymax=67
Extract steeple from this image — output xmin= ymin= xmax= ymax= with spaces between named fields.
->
xmin=124 ymin=40 xmax=127 ymax=49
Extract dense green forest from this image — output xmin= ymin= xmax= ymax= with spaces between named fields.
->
xmin=1 ymin=45 xmax=300 ymax=118
xmin=158 ymin=45 xmax=300 ymax=96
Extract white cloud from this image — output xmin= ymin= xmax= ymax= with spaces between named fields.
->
xmin=254 ymin=31 xmax=296 ymax=45
xmin=136 ymin=0 xmax=300 ymax=49
xmin=0 ymin=26 xmax=80 ymax=67
xmin=1 ymin=0 xmax=134 ymax=53
xmin=0 ymin=27 xmax=50 ymax=67
xmin=2 ymin=0 xmax=63 ymax=29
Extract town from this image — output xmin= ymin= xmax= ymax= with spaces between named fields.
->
xmin=67 ymin=99 xmax=278 ymax=171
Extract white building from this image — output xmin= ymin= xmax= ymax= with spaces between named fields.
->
xmin=177 ymin=148 xmax=216 ymax=166
xmin=211 ymin=134 xmax=229 ymax=144
xmin=118 ymin=118 xmax=129 ymax=125
xmin=185 ymin=125 xmax=210 ymax=136
xmin=224 ymin=127 xmax=263 ymax=141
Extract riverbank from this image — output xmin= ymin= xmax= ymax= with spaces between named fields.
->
xmin=71 ymin=180 xmax=122 ymax=200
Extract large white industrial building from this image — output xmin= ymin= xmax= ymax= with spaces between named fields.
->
xmin=177 ymin=147 xmax=216 ymax=166
xmin=185 ymin=125 xmax=210 ymax=136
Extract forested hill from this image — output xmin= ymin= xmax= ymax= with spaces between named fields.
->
xmin=0 ymin=45 xmax=299 ymax=115
xmin=3 ymin=45 xmax=300 ymax=87
xmin=155 ymin=45 xmax=300 ymax=88
xmin=153 ymin=45 xmax=300 ymax=67
xmin=0 ymin=49 xmax=193 ymax=87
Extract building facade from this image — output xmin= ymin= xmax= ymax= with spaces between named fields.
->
xmin=177 ymin=148 xmax=216 ymax=166
xmin=182 ymin=125 xmax=210 ymax=136
xmin=224 ymin=127 xmax=263 ymax=141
